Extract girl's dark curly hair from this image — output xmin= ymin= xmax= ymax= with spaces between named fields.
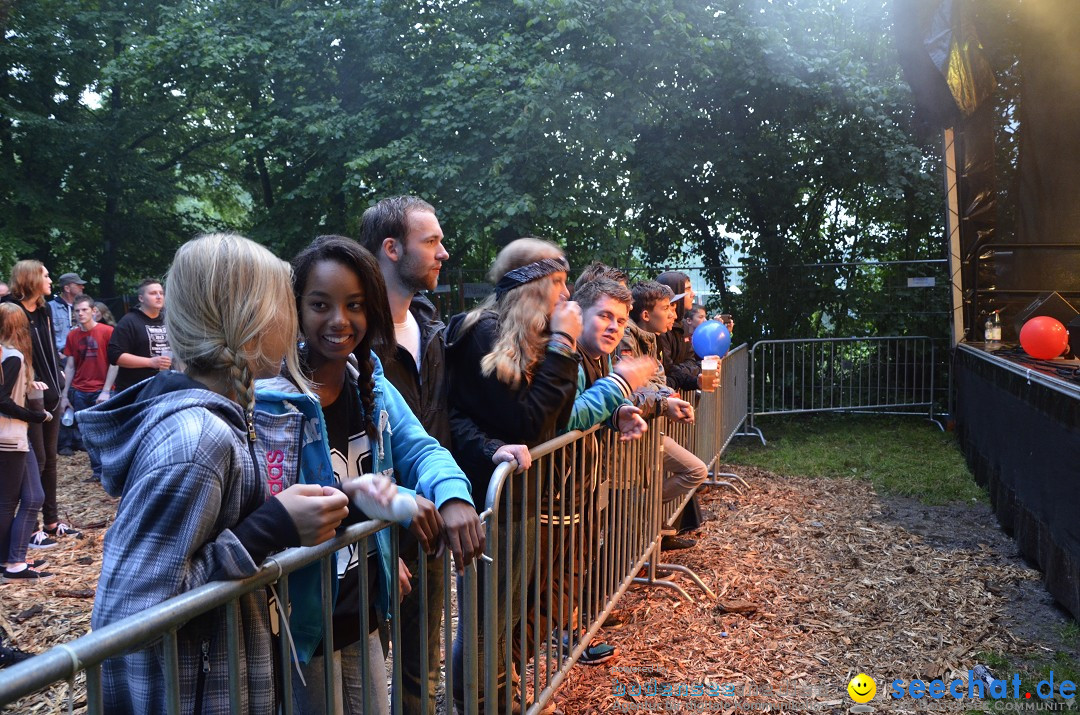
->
xmin=291 ymin=234 xmax=396 ymax=441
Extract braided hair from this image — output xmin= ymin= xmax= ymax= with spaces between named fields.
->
xmin=291 ymin=235 xmax=396 ymax=441
xmin=165 ymin=234 xmax=308 ymax=426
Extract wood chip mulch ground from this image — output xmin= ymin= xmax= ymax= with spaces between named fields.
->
xmin=1 ymin=454 xmax=1074 ymax=713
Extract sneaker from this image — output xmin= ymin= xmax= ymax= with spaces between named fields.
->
xmin=45 ymin=522 xmax=82 ymax=539
xmin=3 ymin=567 xmax=54 ymax=582
xmin=0 ymin=645 xmax=34 ymax=669
xmin=57 ymin=448 xmax=74 ymax=457
xmin=578 ymin=641 xmax=618 ymax=666
xmin=554 ymin=633 xmax=619 ymax=666
xmin=660 ymin=534 xmax=696 ymax=551
xmin=28 ymin=531 xmax=58 ymax=549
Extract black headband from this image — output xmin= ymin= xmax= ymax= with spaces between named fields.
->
xmin=494 ymin=256 xmax=570 ymax=299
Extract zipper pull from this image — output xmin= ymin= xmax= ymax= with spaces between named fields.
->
xmin=201 ymin=639 xmax=211 ymax=673
xmin=246 ymin=408 xmax=256 ymax=443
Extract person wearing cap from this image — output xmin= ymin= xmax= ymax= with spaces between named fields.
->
xmin=49 ymin=273 xmax=86 ymax=357
xmin=655 ymin=271 xmax=701 ymax=391
xmin=50 ymin=272 xmax=87 ymax=456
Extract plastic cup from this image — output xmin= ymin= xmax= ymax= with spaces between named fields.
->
xmin=701 ymin=355 xmax=719 ymax=392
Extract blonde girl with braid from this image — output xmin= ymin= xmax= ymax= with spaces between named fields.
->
xmin=81 ymin=233 xmax=359 ymax=714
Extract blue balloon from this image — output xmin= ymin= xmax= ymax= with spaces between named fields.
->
xmin=692 ymin=320 xmax=731 ymax=359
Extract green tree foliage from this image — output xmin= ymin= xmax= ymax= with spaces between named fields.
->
xmin=1 ymin=0 xmax=943 ymax=339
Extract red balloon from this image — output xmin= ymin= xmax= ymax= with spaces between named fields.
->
xmin=1019 ymin=316 xmax=1069 ymax=360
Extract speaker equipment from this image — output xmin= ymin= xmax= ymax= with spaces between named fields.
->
xmin=1069 ymin=315 xmax=1080 ymax=360
xmin=1012 ymin=292 xmax=1079 ymax=342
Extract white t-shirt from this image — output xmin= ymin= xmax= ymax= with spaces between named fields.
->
xmin=395 ymin=310 xmax=421 ymax=369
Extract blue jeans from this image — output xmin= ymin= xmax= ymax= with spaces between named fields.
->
xmin=0 ymin=449 xmax=43 ymax=564
xmin=291 ymin=632 xmax=389 ymax=715
xmin=453 ymin=513 xmax=536 ymax=715
xmin=71 ymin=389 xmax=102 ymax=479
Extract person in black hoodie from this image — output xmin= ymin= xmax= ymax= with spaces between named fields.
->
xmin=655 ymin=271 xmax=700 ymax=391
xmin=446 ymin=237 xmax=581 ymax=715
xmin=3 ymin=261 xmax=77 ymax=546
xmin=102 ymin=278 xmax=170 ymax=396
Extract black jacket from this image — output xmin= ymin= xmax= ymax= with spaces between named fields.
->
xmin=658 ymin=324 xmax=700 ymax=391
xmin=445 ymin=310 xmax=578 ymax=501
xmin=376 ymin=295 xmax=451 ymax=446
xmin=1 ymin=295 xmax=62 ymax=411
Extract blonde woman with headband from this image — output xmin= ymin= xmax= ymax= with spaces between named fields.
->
xmin=445 ymin=236 xmax=582 ymax=714
xmin=80 ymin=234 xmax=376 ymax=714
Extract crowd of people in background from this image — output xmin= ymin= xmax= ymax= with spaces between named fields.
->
xmin=0 ymin=198 xmax=735 ymax=712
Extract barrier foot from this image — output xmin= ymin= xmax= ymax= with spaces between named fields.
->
xmin=655 ymin=563 xmax=717 ymax=600
xmin=703 ymin=478 xmax=743 ymax=495
xmin=710 ymin=471 xmax=750 ymax=492
xmin=927 ymin=416 xmax=945 ymax=432
xmin=735 ymin=426 xmax=767 ymax=446
xmin=632 ymin=575 xmax=693 ymax=601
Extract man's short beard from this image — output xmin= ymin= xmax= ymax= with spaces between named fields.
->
xmin=398 ymin=246 xmax=436 ymax=293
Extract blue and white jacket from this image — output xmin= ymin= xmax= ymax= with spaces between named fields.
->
xmin=563 ymin=352 xmax=633 ymax=434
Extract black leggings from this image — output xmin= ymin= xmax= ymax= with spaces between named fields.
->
xmin=26 ymin=405 xmax=59 ymax=526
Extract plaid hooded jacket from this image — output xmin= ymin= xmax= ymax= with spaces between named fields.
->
xmin=81 ymin=372 xmax=293 ymax=714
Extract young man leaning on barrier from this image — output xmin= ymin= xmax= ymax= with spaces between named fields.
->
xmin=616 ymin=280 xmax=709 ymax=551
xmin=526 ymin=277 xmax=654 ymax=666
xmin=359 ymin=196 xmax=485 ymax=715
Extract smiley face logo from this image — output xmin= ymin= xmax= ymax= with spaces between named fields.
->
xmin=847 ymin=673 xmax=876 ymax=703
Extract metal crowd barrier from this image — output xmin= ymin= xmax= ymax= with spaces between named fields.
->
xmin=0 ymin=519 xmax=468 ymax=715
xmin=745 ymin=336 xmax=940 ymax=443
xmin=474 ymin=424 xmax=666 ymax=715
xmin=473 ymin=345 xmax=754 ymax=714
xmin=650 ymin=344 xmax=750 ymax=598
xmin=2 ymin=349 xmax=756 ymax=714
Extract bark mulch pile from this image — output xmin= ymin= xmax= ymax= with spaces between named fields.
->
xmin=552 ymin=465 xmax=1069 ymax=714
xmin=1 ymin=456 xmax=1072 ymax=714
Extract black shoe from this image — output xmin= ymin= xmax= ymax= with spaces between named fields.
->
xmin=601 ymin=612 xmax=626 ymax=630
xmin=3 ymin=567 xmax=54 ymax=582
xmin=57 ymin=448 xmax=74 ymax=457
xmin=45 ymin=522 xmax=82 ymax=539
xmin=661 ymin=534 xmax=696 ymax=551
xmin=0 ymin=645 xmax=34 ymax=669
xmin=28 ymin=530 xmax=58 ymax=549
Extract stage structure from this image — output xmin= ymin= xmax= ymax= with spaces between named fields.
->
xmin=896 ymin=0 xmax=1080 ymax=620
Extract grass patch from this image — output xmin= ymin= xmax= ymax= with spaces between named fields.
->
xmin=726 ymin=413 xmax=986 ymax=505
xmin=966 ymin=650 xmax=1080 ymax=712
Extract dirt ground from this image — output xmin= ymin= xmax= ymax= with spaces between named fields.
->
xmin=1 ymin=454 xmax=1077 ymax=714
